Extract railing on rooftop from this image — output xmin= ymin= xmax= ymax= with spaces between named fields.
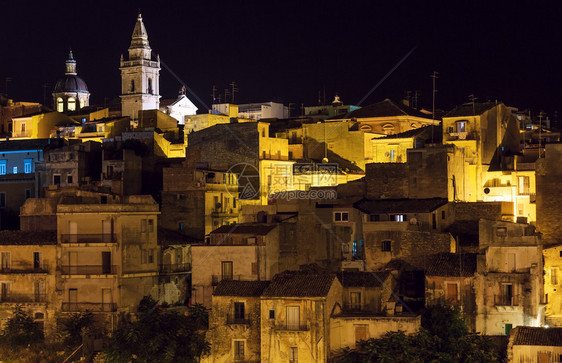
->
xmin=494 ymin=294 xmax=519 ymax=306
xmin=62 ymin=302 xmax=117 ymax=312
xmin=61 ymin=265 xmax=117 ymax=275
xmin=0 ymin=293 xmax=46 ymax=303
xmin=226 ymin=314 xmax=251 ymax=325
xmin=159 ymin=263 xmax=191 ymax=274
xmin=60 ymin=234 xmax=116 ymax=244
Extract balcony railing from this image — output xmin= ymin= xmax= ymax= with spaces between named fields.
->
xmin=62 ymin=302 xmax=117 ymax=312
xmin=159 ymin=263 xmax=191 ymax=274
xmin=0 ymin=267 xmax=48 ymax=274
xmin=60 ymin=234 xmax=116 ymax=244
xmin=61 ymin=265 xmax=117 ymax=275
xmin=0 ymin=293 xmax=46 ymax=303
xmin=226 ymin=314 xmax=251 ymax=325
xmin=275 ymin=322 xmax=309 ymax=331
xmin=494 ymin=295 xmax=519 ymax=306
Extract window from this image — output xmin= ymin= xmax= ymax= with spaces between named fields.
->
xmin=57 ymin=97 xmax=64 ymax=112
xmin=33 ymin=252 xmax=41 ymax=270
xmin=1 ymin=252 xmax=10 ymax=271
xmin=518 ymin=176 xmax=530 ymax=195
xmin=369 ymin=214 xmax=380 ymax=222
xmin=0 ymin=160 xmax=6 ymax=175
xmin=446 ymin=283 xmax=458 ymax=304
xmin=221 ymin=261 xmax=233 ymax=280
xmin=130 ymin=80 xmax=135 ymax=93
xmin=289 ymin=347 xmax=298 ymax=363
xmin=148 ymin=78 xmax=153 ymax=94
xmin=552 ymin=268 xmax=559 ymax=285
xmin=501 ymin=284 xmax=514 ymax=306
xmin=12 ymin=166 xmax=17 ymax=174
xmin=432 ymin=213 xmax=437 ymax=229
xmin=1 ymin=282 xmax=10 ymax=301
xmin=392 ymin=214 xmax=407 ymax=222
xmin=79 ymin=98 xmax=86 ymax=108
xmin=234 ymin=302 xmax=245 ymax=320
xmin=141 ymin=219 xmax=148 ymax=233
xmin=34 ymin=312 xmax=45 ymax=332
xmin=68 ymin=97 xmax=76 ymax=111
xmin=269 ymin=310 xmax=275 ymax=319
xmin=53 ymin=174 xmax=61 ymax=185
xmin=442 ymin=210 xmax=446 ymax=220
xmin=25 ymin=189 xmax=31 ymax=199
xmin=148 ymin=249 xmax=154 ymax=264
xmin=234 ymin=340 xmax=244 ymax=361
xmin=0 ymin=193 xmax=5 ymax=208
xmin=390 ymin=149 xmax=395 ymax=162
xmin=21 ymin=123 xmax=26 ymax=132
xmin=350 ymin=292 xmax=361 ymax=310
xmin=334 ymin=211 xmax=349 ymax=222
xmin=24 ymin=159 xmax=32 ymax=173
xmin=67 ymin=175 xmax=73 ymax=184
xmin=504 ymin=323 xmax=512 ymax=335
xmin=496 ymin=227 xmax=507 ymax=237
xmin=286 ymin=306 xmax=300 ymax=330
xmin=148 ymin=219 xmax=154 ymax=233
xmin=457 ymin=121 xmax=466 ymax=133
xmin=381 ymin=240 xmax=392 ymax=252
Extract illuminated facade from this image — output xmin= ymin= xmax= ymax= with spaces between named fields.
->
xmin=120 ymin=13 xmax=160 ymax=121
xmin=52 ymin=51 xmax=90 ymax=113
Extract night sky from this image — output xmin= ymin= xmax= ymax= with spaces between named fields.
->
xmin=1 ymin=1 xmax=562 ymax=117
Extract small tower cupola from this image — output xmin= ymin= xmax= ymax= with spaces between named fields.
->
xmin=65 ymin=50 xmax=77 ymax=75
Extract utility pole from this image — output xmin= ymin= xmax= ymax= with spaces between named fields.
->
xmin=42 ymin=83 xmax=50 ymax=107
xmin=5 ymin=77 xmax=13 ymax=97
xmin=430 ymin=71 xmax=439 ymax=143
xmin=224 ymin=89 xmax=231 ymax=104
xmin=229 ymin=81 xmax=238 ymax=104
xmin=468 ymin=94 xmax=477 ymax=116
xmin=538 ymin=111 xmax=545 ymax=158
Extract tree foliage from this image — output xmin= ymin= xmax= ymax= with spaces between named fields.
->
xmin=58 ymin=311 xmax=96 ymax=347
xmin=333 ymin=304 xmax=499 ymax=363
xmin=103 ymin=296 xmax=210 ymax=363
xmin=0 ymin=305 xmax=44 ymax=347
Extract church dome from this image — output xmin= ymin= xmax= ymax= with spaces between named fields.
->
xmin=54 ymin=75 xmax=89 ymax=93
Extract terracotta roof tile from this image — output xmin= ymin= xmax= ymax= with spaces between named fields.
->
xmin=213 ymin=280 xmax=270 ymax=297
xmin=511 ymin=326 xmax=562 ymax=346
xmin=262 ymin=272 xmax=337 ymax=297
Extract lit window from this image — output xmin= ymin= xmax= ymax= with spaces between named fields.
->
xmin=57 ymin=98 xmax=64 ymax=112
xmin=0 ymin=160 xmax=6 ymax=175
xmin=12 ymin=166 xmax=17 ymax=174
xmin=390 ymin=149 xmax=395 ymax=161
xmin=68 ymin=97 xmax=76 ymax=111
xmin=80 ymin=98 xmax=86 ymax=109
xmin=334 ymin=211 xmax=349 ymax=222
xmin=24 ymin=159 xmax=32 ymax=174
xmin=457 ymin=121 xmax=466 ymax=133
xmin=391 ymin=214 xmax=407 ymax=222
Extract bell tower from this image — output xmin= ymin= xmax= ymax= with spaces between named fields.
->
xmin=120 ymin=12 xmax=160 ymax=121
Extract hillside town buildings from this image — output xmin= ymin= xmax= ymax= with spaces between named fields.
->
xmin=1 ymin=10 xmax=561 ymax=363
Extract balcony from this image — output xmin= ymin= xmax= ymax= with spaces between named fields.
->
xmin=0 ymin=293 xmax=46 ymax=303
xmin=159 ymin=263 xmax=191 ymax=274
xmin=275 ymin=322 xmax=309 ymax=331
xmin=226 ymin=314 xmax=251 ymax=325
xmin=494 ymin=295 xmax=519 ymax=306
xmin=341 ymin=303 xmax=379 ymax=315
xmin=62 ymin=302 xmax=117 ymax=312
xmin=61 ymin=265 xmax=117 ymax=275
xmin=60 ymin=234 xmax=116 ymax=244
xmin=0 ymin=266 xmax=48 ymax=274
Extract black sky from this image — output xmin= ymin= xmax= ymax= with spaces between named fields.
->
xmin=1 ymin=1 xmax=562 ymax=117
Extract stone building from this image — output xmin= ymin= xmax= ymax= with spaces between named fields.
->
xmin=52 ymin=51 xmax=90 ymax=113
xmin=191 ymin=223 xmax=279 ymax=307
xmin=474 ymin=219 xmax=544 ymax=335
xmin=43 ymin=140 xmax=102 ymax=188
xmin=536 ymin=143 xmax=562 ymax=246
xmin=0 ymin=231 xmax=57 ymax=338
xmin=260 ymin=272 xmax=342 ymax=363
xmin=542 ymin=244 xmax=562 ymax=327
xmin=507 ymin=326 xmax=562 ymax=363
xmin=205 ymin=280 xmax=270 ymax=362
xmin=0 ymin=99 xmax=43 ymax=137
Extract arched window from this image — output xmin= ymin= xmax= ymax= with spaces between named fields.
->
xmin=382 ymin=124 xmax=395 ymax=135
xmin=148 ymin=78 xmax=153 ymax=94
xmin=79 ymin=98 xmax=86 ymax=109
xmin=130 ymin=80 xmax=135 ymax=93
xmin=67 ymin=97 xmax=76 ymax=111
xmin=57 ymin=97 xmax=64 ymax=112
